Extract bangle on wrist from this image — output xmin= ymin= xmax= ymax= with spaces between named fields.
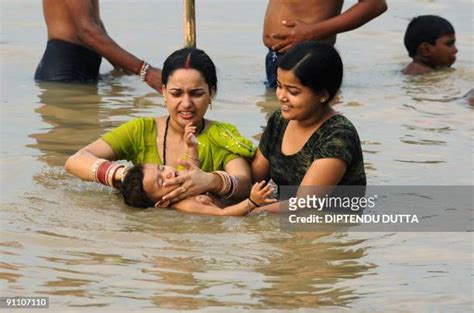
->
xmin=139 ymin=61 xmax=150 ymax=82
xmin=91 ymin=158 xmax=107 ymax=182
xmin=211 ymin=171 xmax=237 ymax=199
xmin=246 ymin=198 xmax=252 ymax=214
xmin=248 ymin=197 xmax=260 ymax=208
xmin=136 ymin=60 xmax=144 ymax=75
xmin=121 ymin=166 xmax=131 ymax=183
xmin=91 ymin=159 xmax=124 ymax=188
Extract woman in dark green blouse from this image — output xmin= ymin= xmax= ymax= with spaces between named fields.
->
xmin=251 ymin=41 xmax=366 ymax=213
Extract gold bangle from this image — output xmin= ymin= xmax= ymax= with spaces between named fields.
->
xmin=228 ymin=175 xmax=238 ymax=199
xmin=91 ymin=159 xmax=106 ymax=182
xmin=212 ymin=171 xmax=231 ymax=196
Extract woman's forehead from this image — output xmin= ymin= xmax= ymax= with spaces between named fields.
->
xmin=167 ymin=69 xmax=207 ymax=87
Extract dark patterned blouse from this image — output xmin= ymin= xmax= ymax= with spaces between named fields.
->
xmin=259 ymin=110 xmax=366 ymax=186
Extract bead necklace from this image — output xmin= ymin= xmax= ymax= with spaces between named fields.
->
xmin=162 ymin=116 xmax=205 ymax=165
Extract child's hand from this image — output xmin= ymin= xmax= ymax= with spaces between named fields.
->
xmin=250 ymin=180 xmax=277 ymax=207
xmin=184 ymin=123 xmax=198 ymax=148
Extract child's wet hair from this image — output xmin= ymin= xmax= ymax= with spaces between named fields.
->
xmin=162 ymin=47 xmax=218 ymax=95
xmin=277 ymin=41 xmax=343 ymax=104
xmin=119 ymin=165 xmax=154 ymax=208
xmin=404 ymin=15 xmax=455 ymax=58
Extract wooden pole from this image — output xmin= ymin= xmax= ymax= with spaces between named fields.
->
xmin=184 ymin=0 xmax=196 ymax=48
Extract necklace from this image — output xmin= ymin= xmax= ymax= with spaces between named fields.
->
xmin=162 ymin=116 xmax=205 ymax=165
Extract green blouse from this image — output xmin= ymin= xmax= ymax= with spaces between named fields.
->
xmin=102 ymin=117 xmax=255 ymax=172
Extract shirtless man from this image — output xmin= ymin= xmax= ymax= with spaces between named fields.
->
xmin=263 ymin=0 xmax=387 ymax=88
xmin=35 ymin=0 xmax=162 ymax=91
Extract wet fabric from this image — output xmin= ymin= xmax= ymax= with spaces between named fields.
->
xmin=34 ymin=39 xmax=102 ymax=83
xmin=259 ymin=110 xmax=367 ymax=186
xmin=102 ymin=117 xmax=256 ymax=172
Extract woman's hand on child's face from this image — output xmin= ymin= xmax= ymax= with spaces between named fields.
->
xmin=250 ymin=180 xmax=277 ymax=206
xmin=161 ymin=160 xmax=212 ymax=204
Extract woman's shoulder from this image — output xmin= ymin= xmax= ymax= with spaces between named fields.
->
xmin=207 ymin=120 xmax=239 ymax=132
xmin=313 ymin=114 xmax=361 ymax=150
xmin=201 ymin=119 xmax=256 ymax=159
xmin=323 ymin=114 xmax=358 ymax=134
xmin=120 ymin=116 xmax=156 ymax=129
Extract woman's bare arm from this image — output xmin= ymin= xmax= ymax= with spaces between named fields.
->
xmin=253 ymin=158 xmax=347 ymax=213
xmin=251 ymin=148 xmax=271 ymax=183
xmin=64 ymin=139 xmax=125 ymax=184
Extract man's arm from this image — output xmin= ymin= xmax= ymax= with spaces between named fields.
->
xmin=64 ymin=0 xmax=162 ymax=91
xmin=271 ymin=0 xmax=388 ymax=52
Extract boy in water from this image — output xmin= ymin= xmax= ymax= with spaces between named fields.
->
xmin=402 ymin=15 xmax=457 ymax=75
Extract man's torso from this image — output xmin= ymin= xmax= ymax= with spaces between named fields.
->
xmin=43 ymin=0 xmax=100 ymax=45
xmin=263 ymin=0 xmax=344 ymax=48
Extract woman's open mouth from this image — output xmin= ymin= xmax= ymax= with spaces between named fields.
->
xmin=179 ymin=111 xmax=194 ymax=120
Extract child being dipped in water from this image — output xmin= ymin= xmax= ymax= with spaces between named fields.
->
xmin=119 ymin=123 xmax=276 ymax=215
xmin=119 ymin=162 xmax=276 ymax=215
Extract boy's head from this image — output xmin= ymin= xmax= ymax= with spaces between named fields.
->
xmin=119 ymin=164 xmax=178 ymax=208
xmin=404 ymin=15 xmax=457 ymax=68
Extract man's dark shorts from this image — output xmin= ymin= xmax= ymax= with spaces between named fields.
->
xmin=35 ymin=39 xmax=102 ymax=83
xmin=265 ymin=49 xmax=284 ymax=89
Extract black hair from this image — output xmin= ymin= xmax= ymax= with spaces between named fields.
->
xmin=162 ymin=47 xmax=218 ymax=95
xmin=278 ymin=41 xmax=343 ymax=104
xmin=404 ymin=15 xmax=455 ymax=58
xmin=118 ymin=165 xmax=154 ymax=208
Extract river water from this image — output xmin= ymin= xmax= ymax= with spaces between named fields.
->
xmin=1 ymin=0 xmax=473 ymax=311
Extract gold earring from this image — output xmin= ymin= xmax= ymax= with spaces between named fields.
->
xmin=320 ymin=97 xmax=327 ymax=103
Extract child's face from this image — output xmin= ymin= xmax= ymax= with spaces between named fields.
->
xmin=429 ymin=34 xmax=457 ymax=68
xmin=142 ymin=164 xmax=178 ymax=203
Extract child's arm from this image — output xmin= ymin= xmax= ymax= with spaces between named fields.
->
xmin=173 ymin=181 xmax=276 ymax=216
xmin=183 ymin=123 xmax=200 ymax=167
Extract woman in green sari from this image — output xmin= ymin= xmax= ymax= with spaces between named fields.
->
xmin=65 ymin=48 xmax=255 ymax=206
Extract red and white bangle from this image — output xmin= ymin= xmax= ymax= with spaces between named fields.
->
xmin=91 ymin=159 xmax=124 ymax=188
xmin=108 ymin=163 xmax=125 ymax=188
